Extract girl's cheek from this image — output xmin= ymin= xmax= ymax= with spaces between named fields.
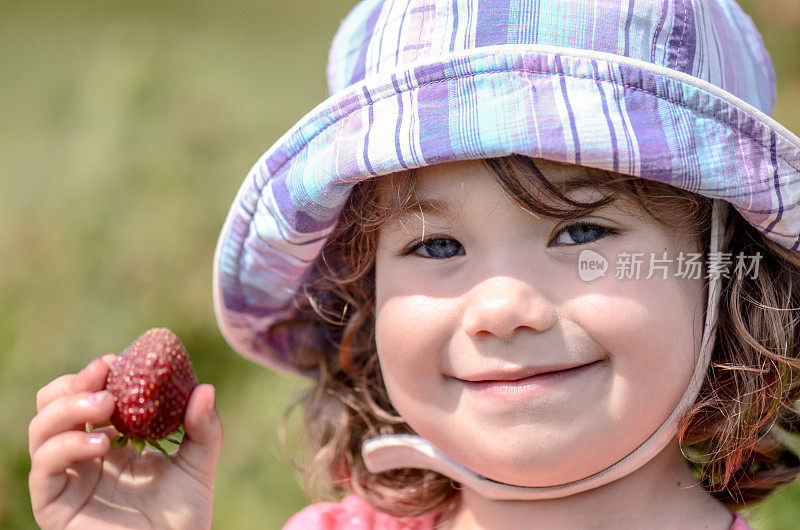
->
xmin=376 ymin=296 xmax=440 ymax=354
xmin=375 ymin=295 xmax=453 ymax=399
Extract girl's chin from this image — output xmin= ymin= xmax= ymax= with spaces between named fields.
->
xmin=466 ymin=466 xmax=602 ymax=489
xmin=433 ymin=442 xmax=613 ymax=487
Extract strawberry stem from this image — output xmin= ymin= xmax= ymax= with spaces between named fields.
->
xmin=131 ymin=438 xmax=145 ymax=455
xmin=108 ymin=425 xmax=186 ymax=460
xmin=146 ymin=440 xmax=173 ymax=460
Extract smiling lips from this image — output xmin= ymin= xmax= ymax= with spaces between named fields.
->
xmin=462 ymin=361 xmax=599 ymax=382
xmin=460 ymin=361 xmax=601 ymax=400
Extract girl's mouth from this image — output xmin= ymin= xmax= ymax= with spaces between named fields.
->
xmin=461 ymin=361 xmax=602 ymax=401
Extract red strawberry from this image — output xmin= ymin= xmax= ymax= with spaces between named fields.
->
xmin=105 ymin=327 xmax=198 ymax=457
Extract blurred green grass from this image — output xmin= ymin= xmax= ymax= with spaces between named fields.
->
xmin=1 ymin=0 xmax=798 ymax=528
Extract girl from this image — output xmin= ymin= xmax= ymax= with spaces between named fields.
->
xmin=28 ymin=0 xmax=800 ymax=528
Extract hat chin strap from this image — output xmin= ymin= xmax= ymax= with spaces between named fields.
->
xmin=362 ymin=199 xmax=729 ymax=500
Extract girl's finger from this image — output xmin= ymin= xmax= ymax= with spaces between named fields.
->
xmin=174 ymin=384 xmax=223 ymax=482
xmin=36 ymin=374 xmax=75 ymax=414
xmin=29 ymin=430 xmax=110 ymax=510
xmin=35 ymin=354 xmax=115 ymax=413
xmin=28 ymin=390 xmax=116 ymax=456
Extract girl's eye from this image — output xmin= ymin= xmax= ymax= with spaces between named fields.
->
xmin=403 ymin=223 xmax=618 ymax=259
xmin=404 ymin=237 xmax=464 ymax=259
xmin=549 ymin=222 xmax=619 ymax=247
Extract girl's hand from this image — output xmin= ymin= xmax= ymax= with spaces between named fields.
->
xmin=28 ymin=354 xmax=223 ymax=530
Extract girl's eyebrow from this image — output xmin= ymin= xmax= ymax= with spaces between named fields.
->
xmin=403 ymin=197 xmax=456 ymax=219
xmin=397 ymin=181 xmax=616 ymax=223
xmin=391 ymin=196 xmax=480 ymax=226
xmin=384 ymin=198 xmax=460 ymax=231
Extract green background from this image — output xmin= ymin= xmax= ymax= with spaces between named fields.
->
xmin=2 ymin=0 xmax=799 ymax=528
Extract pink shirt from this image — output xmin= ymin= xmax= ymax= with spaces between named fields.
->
xmin=283 ymin=494 xmax=754 ymax=530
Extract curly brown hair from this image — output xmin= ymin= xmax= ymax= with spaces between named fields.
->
xmin=275 ymin=155 xmax=800 ymax=518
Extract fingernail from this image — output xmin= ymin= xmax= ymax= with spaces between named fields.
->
xmin=87 ymin=433 xmax=105 ymax=445
xmin=89 ymin=390 xmax=110 ymax=405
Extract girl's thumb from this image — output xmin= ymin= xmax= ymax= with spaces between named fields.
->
xmin=175 ymin=384 xmax=223 ymax=480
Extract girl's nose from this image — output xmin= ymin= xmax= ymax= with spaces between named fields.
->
xmin=462 ymin=276 xmax=557 ymax=342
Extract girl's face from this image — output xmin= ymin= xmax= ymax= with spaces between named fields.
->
xmin=373 ymin=159 xmax=706 ymax=487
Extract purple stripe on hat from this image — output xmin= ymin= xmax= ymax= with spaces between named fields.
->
xmin=224 ymin=216 xmax=252 ymax=309
xmin=765 ymin=132 xmax=784 ymax=235
xmin=710 ymin=26 xmax=724 ymax=92
xmin=475 ymin=0 xmax=511 ymax=46
xmin=464 ymin=0 xmax=475 ymax=50
xmin=672 ymin=104 xmax=702 ymax=192
xmin=266 ymin=149 xmax=290 ymax=176
xmin=458 ymin=65 xmax=483 ymax=158
xmin=270 ymin=173 xmax=295 ymax=226
xmin=554 ymin=55 xmax=581 ymax=165
xmin=394 ymin=0 xmax=412 ymax=67
xmin=361 ymin=85 xmax=380 ymax=177
xmin=623 ymin=0 xmax=635 ymax=57
xmin=336 ymin=88 xmax=364 ymax=115
xmin=517 ymin=56 xmax=570 ymax=160
xmin=229 ymin=213 xmax=251 ymax=250
xmin=402 ymin=69 xmax=423 ymax=167
xmin=591 ymin=60 xmax=619 ymax=172
xmin=253 ymin=165 xmax=272 ymax=196
xmin=449 ymin=0 xmax=459 ymax=52
xmin=692 ymin=0 xmax=706 ymax=80
xmin=348 ymin=0 xmax=384 ymax=88
xmin=608 ymin=68 xmax=635 ymax=176
xmin=514 ymin=0 xmax=528 ymax=45
xmin=413 ymin=59 xmax=448 ymax=86
xmin=417 ymin=78 xmax=451 ymax=164
xmin=667 ymin=0 xmax=696 ymax=74
xmin=392 ymin=76 xmax=410 ymax=169
xmin=650 ymin=0 xmax=668 ymax=64
xmin=724 ymin=171 xmax=800 ymax=201
xmin=221 ymin=282 xmax=243 ymax=313
xmin=620 ymin=85 xmax=672 ymax=183
xmin=470 ymin=75 xmax=485 ymax=156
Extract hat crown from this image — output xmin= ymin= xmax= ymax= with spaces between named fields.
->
xmin=327 ymin=0 xmax=776 ymax=114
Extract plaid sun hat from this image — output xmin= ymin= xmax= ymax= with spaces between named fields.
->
xmin=213 ymin=0 xmax=800 ymax=377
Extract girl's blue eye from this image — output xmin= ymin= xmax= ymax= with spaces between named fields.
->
xmin=406 ymin=237 xmax=465 ymax=259
xmin=550 ymin=223 xmax=619 ymax=247
xmin=404 ymin=223 xmax=618 ymax=259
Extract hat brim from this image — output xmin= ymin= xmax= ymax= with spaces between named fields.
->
xmin=213 ymin=44 xmax=800 ymax=376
